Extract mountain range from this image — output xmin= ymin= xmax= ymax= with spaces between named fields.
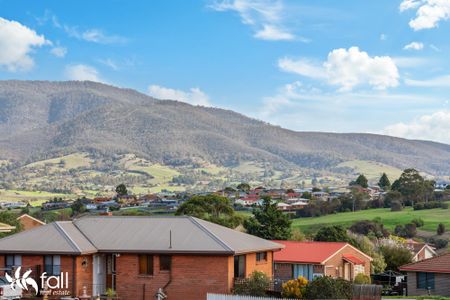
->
xmin=0 ymin=80 xmax=449 ymax=177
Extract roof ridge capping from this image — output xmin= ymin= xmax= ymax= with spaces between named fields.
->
xmin=53 ymin=221 xmax=82 ymax=254
xmin=188 ymin=217 xmax=235 ymax=254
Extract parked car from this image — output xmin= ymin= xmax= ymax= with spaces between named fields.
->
xmin=0 ymin=276 xmax=22 ymax=300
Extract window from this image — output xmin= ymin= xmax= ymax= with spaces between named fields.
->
xmin=417 ymin=272 xmax=435 ymax=290
xmin=44 ymin=255 xmax=61 ymax=276
xmin=139 ymin=255 xmax=153 ymax=275
xmin=159 ymin=255 xmax=171 ymax=271
xmin=5 ymin=255 xmax=21 ymax=270
xmin=256 ymin=252 xmax=267 ymax=262
xmin=234 ymin=255 xmax=246 ymax=278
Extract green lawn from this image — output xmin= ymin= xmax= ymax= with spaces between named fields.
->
xmin=292 ymin=205 xmax=450 ymax=234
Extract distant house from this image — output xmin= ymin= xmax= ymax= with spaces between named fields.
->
xmin=400 ymin=253 xmax=450 ymax=296
xmin=16 ymin=214 xmax=45 ymax=231
xmin=273 ymin=241 xmax=372 ymax=281
xmin=0 ymin=222 xmax=15 ymax=233
xmin=0 ymin=202 xmax=26 ymax=209
xmin=0 ymin=216 xmax=283 ymax=300
xmin=405 ymin=240 xmax=437 ymax=262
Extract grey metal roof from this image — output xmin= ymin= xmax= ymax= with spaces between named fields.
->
xmin=0 ymin=216 xmax=283 ymax=255
xmin=0 ymin=222 xmax=96 ymax=254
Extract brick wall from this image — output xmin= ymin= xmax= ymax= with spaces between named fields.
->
xmin=245 ymin=251 xmax=273 ymax=277
xmin=115 ymin=254 xmax=230 ymax=300
xmin=18 ymin=215 xmax=44 ymax=231
xmin=324 ymin=245 xmax=371 ymax=279
xmin=274 ymin=263 xmax=292 ymax=280
xmin=406 ymin=272 xmax=450 ymax=297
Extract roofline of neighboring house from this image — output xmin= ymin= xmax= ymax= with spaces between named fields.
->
xmin=321 ymin=243 xmax=373 ymax=264
xmin=399 ymin=267 xmax=450 ymax=274
xmin=399 ymin=253 xmax=450 ymax=272
xmin=275 ymin=260 xmax=323 ymax=265
xmin=412 ymin=244 xmax=437 ymax=260
xmin=16 ymin=214 xmax=46 ymax=225
xmin=0 ymin=250 xmax=98 ymax=255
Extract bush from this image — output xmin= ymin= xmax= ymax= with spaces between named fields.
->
xmin=354 ymin=273 xmax=371 ymax=284
xmin=430 ymin=238 xmax=448 ymax=249
xmin=305 ymin=276 xmax=352 ymax=300
xmin=379 ymin=245 xmax=413 ymax=271
xmin=437 ymin=223 xmax=446 ymax=235
xmin=233 ymin=271 xmax=270 ymax=296
xmin=391 ymin=201 xmax=403 ymax=211
xmin=411 ymin=218 xmax=424 ymax=228
xmin=350 ymin=220 xmax=389 ymax=238
xmin=282 ymin=276 xmax=308 ymax=299
xmin=394 ymin=223 xmax=416 ymax=238
xmin=314 ymin=225 xmax=350 ymax=243
xmin=414 ymin=201 xmax=448 ymax=210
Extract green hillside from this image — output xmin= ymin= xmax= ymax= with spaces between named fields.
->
xmin=292 ymin=205 xmax=450 ymax=234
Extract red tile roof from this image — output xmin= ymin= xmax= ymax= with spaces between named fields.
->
xmin=343 ymin=254 xmax=365 ymax=265
xmin=400 ymin=253 xmax=450 ymax=273
xmin=273 ymin=241 xmax=348 ymax=264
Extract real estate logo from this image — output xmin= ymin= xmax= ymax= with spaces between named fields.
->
xmin=5 ymin=267 xmax=70 ymax=296
xmin=5 ymin=267 xmax=39 ymax=295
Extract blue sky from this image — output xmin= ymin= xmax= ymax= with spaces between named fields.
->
xmin=0 ymin=0 xmax=449 ymax=144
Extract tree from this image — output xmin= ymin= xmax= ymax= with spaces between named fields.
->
xmin=70 ymin=198 xmax=86 ymax=216
xmin=314 ymin=225 xmax=350 ymax=243
xmin=392 ymin=169 xmax=428 ymax=204
xmin=378 ymin=173 xmax=391 ymax=190
xmin=115 ymin=184 xmax=128 ymax=196
xmin=437 ymin=223 xmax=446 ymax=235
xmin=394 ymin=223 xmax=416 ymax=238
xmin=236 ymin=183 xmax=251 ymax=192
xmin=244 ymin=196 xmax=291 ymax=240
xmin=390 ymin=201 xmax=403 ymax=211
xmin=383 ymin=191 xmax=403 ymax=208
xmin=351 ymin=174 xmax=368 ymax=188
xmin=175 ymin=195 xmax=236 ymax=226
xmin=380 ymin=245 xmax=413 ymax=271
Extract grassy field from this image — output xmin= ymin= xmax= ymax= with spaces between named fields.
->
xmin=292 ymin=205 xmax=450 ymax=234
xmin=25 ymin=152 xmax=92 ymax=170
xmin=337 ymin=160 xmax=403 ymax=182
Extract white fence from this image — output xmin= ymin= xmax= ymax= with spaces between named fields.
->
xmin=207 ymin=294 xmax=294 ymax=300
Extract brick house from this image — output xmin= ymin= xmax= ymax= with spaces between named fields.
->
xmin=16 ymin=214 xmax=45 ymax=231
xmin=405 ymin=240 xmax=437 ymax=262
xmin=273 ymin=241 xmax=372 ymax=281
xmin=400 ymin=253 xmax=450 ymax=296
xmin=0 ymin=216 xmax=282 ymax=300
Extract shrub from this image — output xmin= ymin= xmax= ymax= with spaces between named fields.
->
xmin=437 ymin=223 xmax=446 ymax=235
xmin=233 ymin=271 xmax=270 ymax=296
xmin=411 ymin=218 xmax=424 ymax=228
xmin=430 ymin=238 xmax=448 ymax=249
xmin=282 ymin=276 xmax=308 ymax=299
xmin=350 ymin=220 xmax=389 ymax=238
xmin=414 ymin=201 xmax=448 ymax=210
xmin=391 ymin=201 xmax=403 ymax=211
xmin=379 ymin=245 xmax=413 ymax=271
xmin=314 ymin=225 xmax=350 ymax=243
xmin=394 ymin=223 xmax=417 ymax=238
xmin=354 ymin=273 xmax=371 ymax=284
xmin=305 ymin=276 xmax=352 ymax=300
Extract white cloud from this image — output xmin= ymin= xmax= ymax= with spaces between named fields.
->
xmin=278 ymin=58 xmax=326 ymax=79
xmin=77 ymin=28 xmax=127 ymax=44
xmin=400 ymin=0 xmax=423 ymax=12
xmin=403 ymin=41 xmax=424 ymax=50
xmin=0 ymin=17 xmax=49 ymax=72
xmin=50 ymin=46 xmax=67 ymax=58
xmin=98 ymin=58 xmax=119 ymax=70
xmin=430 ymin=44 xmax=441 ymax=52
xmin=400 ymin=0 xmax=450 ymax=30
xmin=210 ymin=0 xmax=296 ymax=41
xmin=380 ymin=33 xmax=387 ymax=41
xmin=253 ymin=24 xmax=294 ymax=40
xmin=383 ymin=110 xmax=450 ymax=144
xmin=279 ymin=47 xmax=399 ymax=91
xmin=65 ymin=64 xmax=103 ymax=82
xmin=405 ymin=74 xmax=450 ymax=87
xmin=147 ymin=85 xmax=211 ymax=106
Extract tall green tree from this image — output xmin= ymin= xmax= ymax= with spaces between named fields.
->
xmin=351 ymin=174 xmax=368 ymax=188
xmin=378 ymin=173 xmax=391 ymax=190
xmin=437 ymin=223 xmax=446 ymax=235
xmin=115 ymin=183 xmax=128 ymax=196
xmin=392 ymin=169 xmax=432 ymax=204
xmin=244 ymin=196 xmax=291 ymax=240
xmin=236 ymin=183 xmax=251 ymax=192
xmin=314 ymin=225 xmax=351 ymax=242
xmin=379 ymin=245 xmax=413 ymax=271
xmin=175 ymin=194 xmax=242 ymax=228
